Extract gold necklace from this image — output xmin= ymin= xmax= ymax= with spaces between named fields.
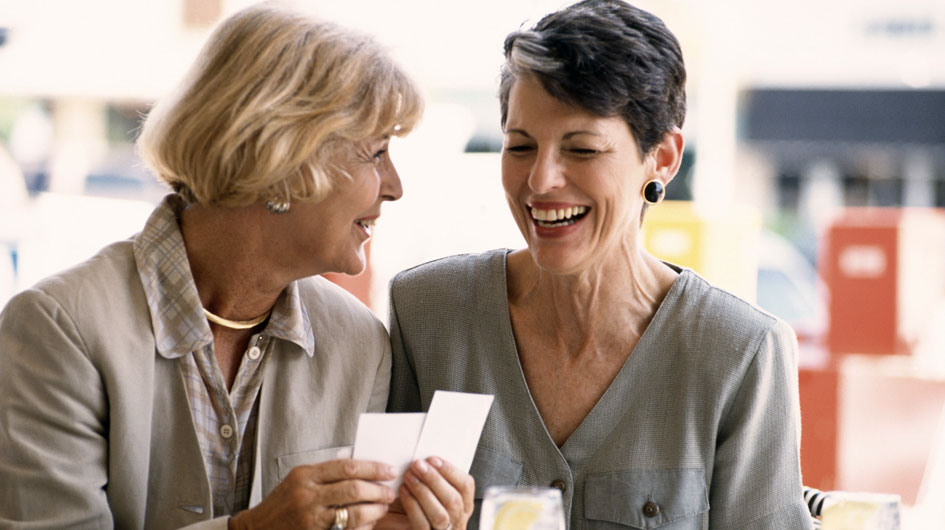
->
xmin=202 ymin=307 xmax=272 ymax=330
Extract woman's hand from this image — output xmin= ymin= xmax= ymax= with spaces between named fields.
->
xmin=228 ymin=459 xmax=397 ymax=530
xmin=398 ymin=457 xmax=475 ymax=530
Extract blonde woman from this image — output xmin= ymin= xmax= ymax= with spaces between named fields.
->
xmin=0 ymin=4 xmax=473 ymax=530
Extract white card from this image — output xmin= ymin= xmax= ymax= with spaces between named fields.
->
xmin=412 ymin=390 xmax=494 ymax=472
xmin=352 ymin=412 xmax=426 ymax=487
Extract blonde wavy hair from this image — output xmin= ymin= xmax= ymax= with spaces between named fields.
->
xmin=137 ymin=2 xmax=423 ymax=207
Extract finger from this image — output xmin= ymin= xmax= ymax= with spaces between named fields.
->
xmin=409 ymin=459 xmax=468 ymax=521
xmin=340 ymin=502 xmax=391 ymax=529
xmin=388 ymin=497 xmax=405 ymax=514
xmin=307 ymin=459 xmax=397 ymax=484
xmin=400 ymin=484 xmax=431 ymax=530
xmin=316 ymin=478 xmax=396 ymax=507
xmin=427 ymin=457 xmax=475 ymax=514
xmin=403 ymin=469 xmax=451 ymax=530
xmin=371 ymin=511 xmax=412 ymax=530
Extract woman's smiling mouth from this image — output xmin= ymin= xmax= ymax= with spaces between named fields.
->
xmin=529 ymin=205 xmax=590 ymax=228
xmin=355 ymin=217 xmax=376 ymax=236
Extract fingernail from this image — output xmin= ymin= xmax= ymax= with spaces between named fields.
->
xmin=415 ymin=460 xmax=430 ymax=473
xmin=429 ymin=456 xmax=443 ymax=468
xmin=385 ymin=465 xmax=396 ymax=477
xmin=405 ymin=472 xmax=419 ymax=485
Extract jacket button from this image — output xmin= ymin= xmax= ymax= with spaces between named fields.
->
xmin=549 ymin=479 xmax=567 ymax=492
xmin=219 ymin=424 xmax=234 ymax=439
xmin=643 ymin=501 xmax=660 ymax=518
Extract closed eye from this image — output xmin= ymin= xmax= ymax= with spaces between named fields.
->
xmin=569 ymin=148 xmax=599 ymax=156
xmin=504 ymin=145 xmax=534 ymax=153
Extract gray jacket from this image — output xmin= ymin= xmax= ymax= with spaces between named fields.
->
xmin=388 ymin=249 xmax=813 ymax=530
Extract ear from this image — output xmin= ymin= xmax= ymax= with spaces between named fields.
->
xmin=648 ymin=127 xmax=685 ymax=186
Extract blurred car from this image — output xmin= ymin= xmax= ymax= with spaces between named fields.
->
xmin=82 ymin=144 xmax=169 ymax=204
xmin=756 ymin=229 xmax=829 ymax=363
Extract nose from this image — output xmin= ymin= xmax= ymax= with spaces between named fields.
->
xmin=380 ymin=158 xmax=403 ymax=202
xmin=527 ymin=150 xmax=566 ymax=194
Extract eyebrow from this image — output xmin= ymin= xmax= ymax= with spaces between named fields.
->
xmin=505 ymin=129 xmax=602 ymax=140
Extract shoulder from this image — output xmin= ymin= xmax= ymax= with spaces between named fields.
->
xmin=390 ymin=249 xmax=507 ymax=299
xmin=18 ymin=240 xmax=141 ymax=320
xmin=388 ymin=250 xmax=509 ymax=325
xmin=296 ymin=275 xmax=387 ymax=341
xmin=676 ymin=269 xmax=782 ymax=330
xmin=0 ymin=239 xmax=147 ymax=364
xmin=655 ymin=270 xmax=800 ymax=423
xmin=668 ymin=269 xmax=795 ymax=360
xmin=388 ymin=250 xmax=510 ymax=334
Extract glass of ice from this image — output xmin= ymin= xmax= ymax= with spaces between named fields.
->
xmin=479 ymin=486 xmax=566 ymax=530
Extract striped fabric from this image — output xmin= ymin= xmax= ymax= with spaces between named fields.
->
xmin=803 ymin=486 xmax=830 ymax=518
xmin=134 ymin=194 xmax=315 ymax=516
xmin=179 ymin=336 xmax=269 ymax=514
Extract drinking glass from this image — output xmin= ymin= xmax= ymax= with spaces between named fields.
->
xmin=820 ymin=491 xmax=900 ymax=530
xmin=479 ymin=486 xmax=566 ymax=530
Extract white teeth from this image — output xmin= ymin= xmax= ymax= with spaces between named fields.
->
xmin=356 ymin=219 xmax=376 ymax=234
xmin=529 ymin=205 xmax=587 ymax=223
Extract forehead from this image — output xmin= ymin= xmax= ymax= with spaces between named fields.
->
xmin=328 ymin=134 xmax=389 ymax=155
xmin=505 ymin=77 xmax=632 ymax=139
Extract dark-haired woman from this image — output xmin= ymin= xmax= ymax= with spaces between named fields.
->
xmin=387 ymin=1 xmax=812 ymax=528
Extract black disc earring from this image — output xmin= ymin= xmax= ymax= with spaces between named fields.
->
xmin=642 ymin=179 xmax=665 ymax=204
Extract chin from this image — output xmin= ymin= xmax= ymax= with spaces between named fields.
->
xmin=338 ymin=252 xmax=367 ymax=276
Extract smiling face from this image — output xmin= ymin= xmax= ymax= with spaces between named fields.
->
xmin=502 ymin=76 xmax=657 ymax=275
xmin=285 ymin=135 xmax=402 ymax=277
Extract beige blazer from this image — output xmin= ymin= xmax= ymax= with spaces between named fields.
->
xmin=0 ymin=239 xmax=390 ymax=529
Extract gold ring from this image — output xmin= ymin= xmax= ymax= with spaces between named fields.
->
xmin=330 ymin=506 xmax=348 ymax=530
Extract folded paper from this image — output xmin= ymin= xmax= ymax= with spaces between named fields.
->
xmin=352 ymin=390 xmax=494 ymax=487
xmin=353 ymin=412 xmax=426 ymax=487
xmin=413 ymin=390 xmax=494 ymax=473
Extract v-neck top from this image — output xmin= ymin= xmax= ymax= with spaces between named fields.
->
xmin=387 ymin=249 xmax=813 ymax=530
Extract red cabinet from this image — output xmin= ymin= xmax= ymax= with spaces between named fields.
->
xmin=820 ymin=208 xmax=945 ymax=355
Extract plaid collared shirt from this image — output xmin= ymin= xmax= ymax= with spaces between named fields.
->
xmin=134 ymin=194 xmax=316 ymax=516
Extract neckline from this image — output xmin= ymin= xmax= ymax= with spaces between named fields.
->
xmin=496 ymin=249 xmax=690 ymax=453
xmin=202 ymin=306 xmax=272 ymax=330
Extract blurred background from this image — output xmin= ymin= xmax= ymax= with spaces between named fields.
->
xmin=1 ymin=0 xmax=944 ymax=527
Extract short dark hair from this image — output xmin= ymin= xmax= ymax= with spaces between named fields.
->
xmin=499 ymin=0 xmax=686 ymax=156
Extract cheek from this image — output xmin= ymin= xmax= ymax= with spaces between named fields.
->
xmin=346 ymin=172 xmax=381 ymax=208
xmin=593 ymin=175 xmax=639 ymax=230
xmin=500 ymin=157 xmax=525 ymax=194
xmin=362 ymin=181 xmax=381 ymax=205
xmin=500 ymin=168 xmax=512 ymax=195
